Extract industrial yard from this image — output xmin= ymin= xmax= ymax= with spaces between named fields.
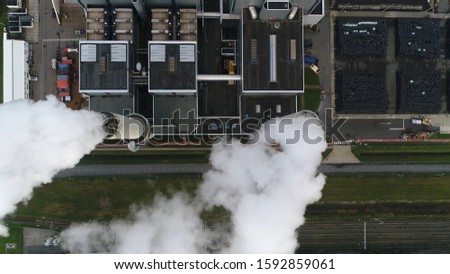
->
xmin=334 ymin=17 xmax=450 ymax=115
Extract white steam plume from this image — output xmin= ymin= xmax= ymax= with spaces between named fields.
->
xmin=0 ymin=96 xmax=105 ymax=236
xmin=62 ymin=195 xmax=207 ymax=253
xmin=61 ymin=114 xmax=327 ymax=253
xmin=199 ymin=116 xmax=327 ymax=253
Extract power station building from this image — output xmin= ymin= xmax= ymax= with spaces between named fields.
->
xmin=77 ymin=0 xmax=325 ymax=135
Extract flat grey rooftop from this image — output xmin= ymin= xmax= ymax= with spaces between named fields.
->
xmin=80 ymin=42 xmax=129 ymax=91
xmin=153 ymin=95 xmax=197 ymax=134
xmin=148 ymin=42 xmax=196 ymax=91
xmin=89 ymin=95 xmax=134 ymax=114
xmin=242 ymin=8 xmax=303 ymax=92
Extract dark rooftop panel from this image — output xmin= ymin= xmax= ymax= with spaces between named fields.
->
xmin=153 ymin=95 xmax=197 ymax=134
xmin=241 ymin=95 xmax=297 ymax=132
xmin=242 ymin=8 xmax=303 ymax=92
xmin=6 ymin=0 xmax=18 ymax=6
xmin=80 ymin=42 xmax=128 ymax=91
xmin=89 ymin=95 xmax=134 ymax=113
xmin=310 ymin=1 xmax=323 ymax=14
xmin=9 ymin=26 xmax=20 ymax=32
xmin=149 ymin=42 xmax=196 ymax=91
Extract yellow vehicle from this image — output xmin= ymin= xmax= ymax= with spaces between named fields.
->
xmin=310 ymin=63 xmax=320 ymax=74
xmin=228 ymin=60 xmax=235 ymax=85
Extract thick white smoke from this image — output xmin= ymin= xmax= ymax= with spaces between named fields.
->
xmin=62 ymin=114 xmax=327 ymax=253
xmin=199 ymin=116 xmax=327 ymax=253
xmin=0 ymin=96 xmax=105 ymax=236
xmin=62 ymin=195 xmax=207 ymax=253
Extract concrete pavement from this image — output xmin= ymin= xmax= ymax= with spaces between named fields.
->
xmin=28 ymin=3 xmax=86 ymax=101
xmin=322 ymin=145 xmax=360 ymax=163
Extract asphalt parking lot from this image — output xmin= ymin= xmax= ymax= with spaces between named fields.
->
xmin=23 ymin=227 xmax=65 ymax=254
xmin=26 ymin=3 xmax=86 ymax=101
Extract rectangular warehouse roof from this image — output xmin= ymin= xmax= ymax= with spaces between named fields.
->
xmin=2 ymin=38 xmax=29 ymax=103
xmin=242 ymin=8 xmax=304 ymax=94
xmin=79 ymin=41 xmax=129 ymax=94
xmin=148 ymin=41 xmax=197 ymax=94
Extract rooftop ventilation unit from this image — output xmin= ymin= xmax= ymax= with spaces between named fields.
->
xmin=260 ymin=1 xmax=293 ymax=20
xmin=264 ymin=1 xmax=291 ymax=10
xmin=269 ymin=34 xmax=277 ymax=82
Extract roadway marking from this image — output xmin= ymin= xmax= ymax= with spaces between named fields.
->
xmin=390 ymin=119 xmax=405 ymax=131
xmin=43 ymin=38 xmax=86 ymax=42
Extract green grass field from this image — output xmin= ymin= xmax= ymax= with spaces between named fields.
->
xmin=4 ymin=173 xmax=450 ymax=252
xmin=7 ymin=173 xmax=450 ymax=223
xmin=304 ymin=67 xmax=320 ymax=86
xmin=12 ymin=175 xmax=203 ymax=223
xmin=301 ymin=68 xmax=320 ymax=111
xmin=0 ymin=224 xmax=23 ymax=254
xmin=352 ymin=143 xmax=450 ymax=163
xmin=431 ymin=133 xmax=450 ymax=139
xmin=304 ymin=88 xmax=321 ymax=112
xmin=322 ymin=174 xmax=450 ymax=203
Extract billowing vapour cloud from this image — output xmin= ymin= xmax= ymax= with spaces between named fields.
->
xmin=0 ymin=96 xmax=105 ymax=236
xmin=199 ymin=115 xmax=327 ymax=253
xmin=62 ymin=113 xmax=326 ymax=253
xmin=62 ymin=195 xmax=207 ymax=253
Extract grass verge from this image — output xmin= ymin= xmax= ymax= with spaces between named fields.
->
xmin=8 ymin=174 xmax=450 ymax=223
xmin=352 ymin=143 xmax=450 ymax=163
xmin=304 ymin=67 xmax=320 ymax=86
xmin=322 ymin=148 xmax=332 ymax=159
xmin=12 ymin=175 xmax=203 ymax=223
xmin=431 ymin=133 xmax=450 ymax=139
xmin=302 ymin=67 xmax=321 ymax=111
xmin=304 ymin=88 xmax=321 ymax=112
xmin=0 ymin=224 xmax=23 ymax=254
xmin=5 ymin=173 xmax=450 ymax=252
xmin=321 ymin=174 xmax=450 ymax=203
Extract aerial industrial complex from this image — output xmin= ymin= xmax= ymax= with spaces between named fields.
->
xmin=5 ymin=0 xmax=450 ymax=140
xmin=6 ymin=0 xmax=450 ymax=256
xmin=3 ymin=0 xmax=325 ymax=138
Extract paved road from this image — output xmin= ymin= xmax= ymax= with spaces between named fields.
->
xmin=54 ymin=164 xmax=211 ymax=178
xmin=55 ymin=163 xmax=450 ymax=178
xmin=31 ymin=4 xmax=86 ymax=101
xmin=339 ymin=119 xmax=406 ymax=140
